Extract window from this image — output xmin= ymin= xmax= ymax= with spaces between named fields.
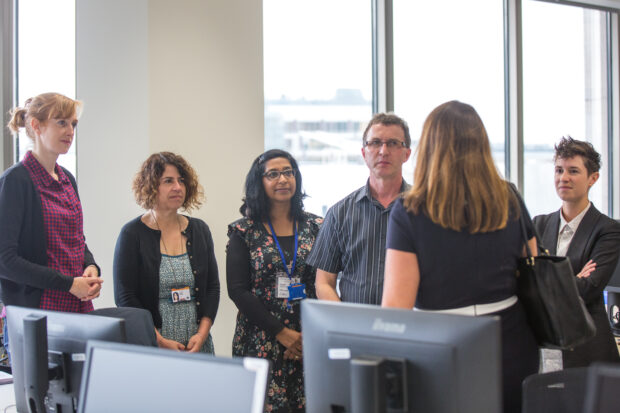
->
xmin=17 ymin=0 xmax=76 ymax=175
xmin=522 ymin=0 xmax=610 ymax=216
xmin=264 ymin=0 xmax=619 ymax=218
xmin=263 ymin=0 xmax=373 ymax=216
xmin=392 ymin=0 xmax=506 ymax=176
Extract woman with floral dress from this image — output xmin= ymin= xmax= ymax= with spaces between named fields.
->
xmin=227 ymin=149 xmax=322 ymax=413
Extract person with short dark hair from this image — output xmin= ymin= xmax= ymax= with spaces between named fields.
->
xmin=227 ymin=149 xmax=322 ymax=412
xmin=382 ymin=101 xmax=539 ymax=413
xmin=307 ymin=112 xmax=412 ymax=304
xmin=113 ymin=152 xmax=220 ymax=353
xmin=533 ymin=136 xmax=620 ymax=368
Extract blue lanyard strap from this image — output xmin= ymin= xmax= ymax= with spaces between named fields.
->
xmin=267 ymin=219 xmax=298 ymax=280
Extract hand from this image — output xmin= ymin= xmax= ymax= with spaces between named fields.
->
xmin=577 ymin=259 xmax=596 ymax=278
xmin=276 ymin=328 xmax=302 ymax=358
xmin=82 ymin=265 xmax=99 ymax=278
xmin=158 ymin=337 xmax=186 ymax=351
xmin=185 ymin=332 xmax=207 ymax=353
xmin=80 ymin=266 xmax=101 ymax=300
xmin=283 ymin=348 xmax=302 ymax=361
xmin=69 ymin=277 xmax=103 ymax=300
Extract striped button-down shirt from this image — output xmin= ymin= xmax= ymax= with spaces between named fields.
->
xmin=307 ymin=180 xmax=410 ymax=304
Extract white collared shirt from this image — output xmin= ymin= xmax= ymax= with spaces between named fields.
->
xmin=556 ymin=202 xmax=591 ymax=256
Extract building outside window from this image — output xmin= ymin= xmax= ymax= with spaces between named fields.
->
xmin=263 ymin=0 xmax=373 ymax=216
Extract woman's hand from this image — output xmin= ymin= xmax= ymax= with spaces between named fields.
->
xmin=276 ymin=327 xmax=302 ymax=358
xmin=185 ymin=332 xmax=207 ymax=353
xmin=155 ymin=330 xmax=186 ymax=351
xmin=577 ymin=259 xmax=596 ymax=278
xmin=69 ymin=276 xmax=103 ymax=300
xmin=82 ymin=265 xmax=99 ymax=278
xmin=158 ymin=337 xmax=186 ymax=351
xmin=283 ymin=348 xmax=303 ymax=360
xmin=79 ymin=265 xmax=101 ymax=300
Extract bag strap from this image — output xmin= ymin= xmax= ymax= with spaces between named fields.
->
xmin=508 ymin=184 xmax=534 ymax=259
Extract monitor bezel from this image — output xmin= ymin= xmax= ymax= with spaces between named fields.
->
xmin=6 ymin=305 xmax=126 ymax=413
xmin=77 ymin=340 xmax=270 ymax=413
xmin=301 ymin=299 xmax=502 ymax=413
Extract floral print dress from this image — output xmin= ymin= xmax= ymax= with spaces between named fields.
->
xmin=227 ymin=212 xmax=322 ymax=413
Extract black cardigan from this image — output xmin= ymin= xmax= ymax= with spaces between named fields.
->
xmin=113 ymin=215 xmax=220 ymax=328
xmin=0 ymin=162 xmax=99 ymax=308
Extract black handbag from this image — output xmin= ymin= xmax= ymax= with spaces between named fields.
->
xmin=516 ymin=212 xmax=596 ymax=349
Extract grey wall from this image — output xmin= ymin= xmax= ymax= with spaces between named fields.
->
xmin=76 ymin=0 xmax=264 ymax=355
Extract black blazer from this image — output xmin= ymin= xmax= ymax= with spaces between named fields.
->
xmin=0 ymin=163 xmax=98 ymax=308
xmin=113 ymin=216 xmax=220 ymax=329
xmin=533 ymin=205 xmax=620 ymax=367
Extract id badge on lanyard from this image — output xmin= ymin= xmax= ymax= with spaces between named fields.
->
xmin=268 ymin=219 xmax=306 ymax=301
xmin=171 ymin=286 xmax=191 ymax=303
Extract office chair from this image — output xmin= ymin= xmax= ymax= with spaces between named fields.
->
xmin=582 ymin=363 xmax=620 ymax=413
xmin=522 ymin=367 xmax=589 ymax=413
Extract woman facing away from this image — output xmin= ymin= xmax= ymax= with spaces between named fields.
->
xmin=533 ymin=137 xmax=620 ymax=368
xmin=382 ymin=101 xmax=539 ymax=413
xmin=227 ymin=149 xmax=322 ymax=413
xmin=113 ymin=152 xmax=220 ymax=353
xmin=0 ymin=93 xmax=103 ymax=355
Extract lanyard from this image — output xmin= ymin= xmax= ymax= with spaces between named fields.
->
xmin=267 ymin=219 xmax=298 ymax=280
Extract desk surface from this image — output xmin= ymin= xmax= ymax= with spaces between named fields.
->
xmin=0 ymin=383 xmax=16 ymax=412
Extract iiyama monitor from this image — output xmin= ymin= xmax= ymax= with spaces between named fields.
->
xmin=301 ymin=300 xmax=502 ymax=413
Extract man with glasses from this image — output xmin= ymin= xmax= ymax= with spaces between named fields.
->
xmin=307 ymin=113 xmax=412 ymax=304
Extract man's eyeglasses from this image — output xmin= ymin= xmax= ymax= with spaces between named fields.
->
xmin=364 ymin=139 xmax=407 ymax=150
xmin=263 ymin=169 xmax=296 ymax=181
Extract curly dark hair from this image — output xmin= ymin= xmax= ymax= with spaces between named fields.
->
xmin=240 ymin=149 xmax=306 ymax=221
xmin=554 ymin=136 xmax=601 ymax=175
xmin=133 ymin=152 xmax=204 ymax=211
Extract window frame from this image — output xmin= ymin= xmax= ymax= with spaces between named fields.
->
xmin=1 ymin=0 xmax=16 ymax=171
xmin=376 ymin=0 xmax=620 ymax=217
xmin=503 ymin=0 xmax=620 ymax=216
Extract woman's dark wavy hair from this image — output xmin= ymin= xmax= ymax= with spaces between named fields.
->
xmin=133 ymin=152 xmax=204 ymax=211
xmin=240 ymin=149 xmax=306 ymax=221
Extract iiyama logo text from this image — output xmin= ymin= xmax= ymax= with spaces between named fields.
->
xmin=371 ymin=318 xmax=406 ymax=334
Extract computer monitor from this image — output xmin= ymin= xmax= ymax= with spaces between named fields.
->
xmin=76 ymin=340 xmax=270 ymax=413
xmin=605 ymin=258 xmax=620 ymax=293
xmin=6 ymin=306 xmax=126 ymax=413
xmin=604 ymin=219 xmax=620 ymax=293
xmin=301 ymin=300 xmax=502 ymax=413
xmin=582 ymin=363 xmax=620 ymax=413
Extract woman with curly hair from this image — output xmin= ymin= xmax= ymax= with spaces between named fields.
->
xmin=227 ymin=149 xmax=322 ymax=412
xmin=113 ymin=152 xmax=219 ymax=353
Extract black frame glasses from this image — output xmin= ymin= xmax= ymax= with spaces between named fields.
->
xmin=263 ymin=169 xmax=296 ymax=181
xmin=364 ymin=139 xmax=407 ymax=150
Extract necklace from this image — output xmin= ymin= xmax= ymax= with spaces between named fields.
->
xmin=151 ymin=211 xmax=185 ymax=285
